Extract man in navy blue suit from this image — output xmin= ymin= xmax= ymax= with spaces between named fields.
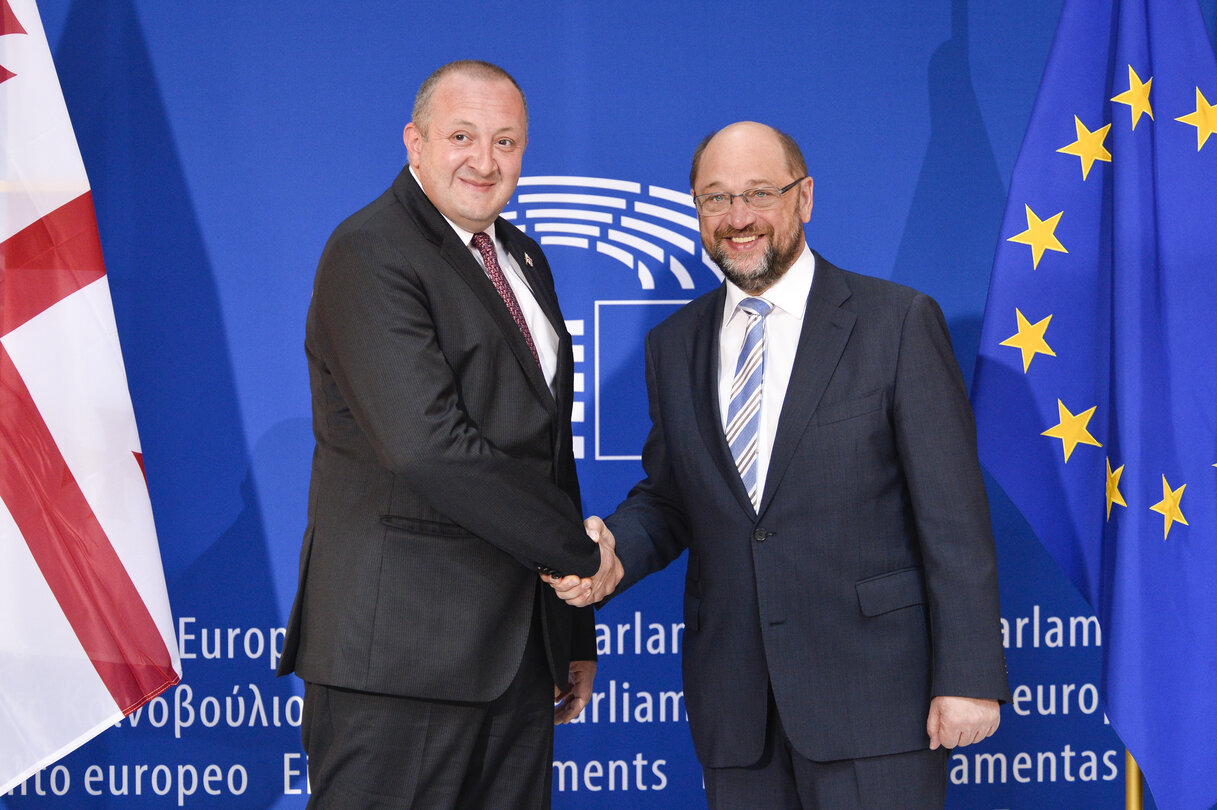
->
xmin=553 ymin=121 xmax=1009 ymax=808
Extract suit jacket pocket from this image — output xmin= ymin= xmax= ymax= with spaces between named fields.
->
xmin=815 ymin=390 xmax=884 ymax=426
xmin=380 ymin=515 xmax=476 ymax=538
xmin=855 ymin=566 xmax=925 ymax=617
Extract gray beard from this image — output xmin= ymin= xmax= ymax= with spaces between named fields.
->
xmin=708 ymin=224 xmax=803 ymax=295
xmin=712 ymin=243 xmax=786 ymax=294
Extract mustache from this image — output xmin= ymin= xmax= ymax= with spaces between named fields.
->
xmin=713 ymin=225 xmax=770 ymax=240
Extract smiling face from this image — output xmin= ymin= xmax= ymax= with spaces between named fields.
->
xmin=692 ymin=122 xmax=813 ymax=294
xmin=403 ymin=72 xmax=528 ymax=233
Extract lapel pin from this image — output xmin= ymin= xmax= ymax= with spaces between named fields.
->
xmin=524 ymin=253 xmax=533 ymax=267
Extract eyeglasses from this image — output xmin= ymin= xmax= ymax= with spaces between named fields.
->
xmin=693 ymin=177 xmax=806 ymax=215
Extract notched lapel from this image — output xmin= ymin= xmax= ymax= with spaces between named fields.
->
xmin=504 ymin=236 xmax=558 ymax=323
xmin=439 ymin=233 xmax=558 ymax=415
xmin=760 ymin=260 xmax=856 ymax=512
xmin=501 ymin=227 xmax=563 ymax=412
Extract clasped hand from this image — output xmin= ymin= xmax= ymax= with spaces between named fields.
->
xmin=544 ymin=516 xmax=623 ymax=607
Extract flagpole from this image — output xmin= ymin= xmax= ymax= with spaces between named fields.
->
xmin=1125 ymin=749 xmax=1143 ymax=810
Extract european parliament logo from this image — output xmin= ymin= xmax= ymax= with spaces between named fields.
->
xmin=504 ymin=176 xmax=722 ymax=462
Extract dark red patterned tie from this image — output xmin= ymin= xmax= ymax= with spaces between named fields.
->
xmin=471 ymin=232 xmax=540 ymax=367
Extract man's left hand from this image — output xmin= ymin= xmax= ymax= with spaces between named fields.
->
xmin=926 ymin=695 xmax=1000 ymax=749
xmin=554 ymin=660 xmax=596 ymax=724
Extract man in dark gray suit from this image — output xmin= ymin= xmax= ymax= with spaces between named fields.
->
xmin=278 ymin=60 xmax=622 ymax=808
xmin=554 ymin=121 xmax=1009 ymax=808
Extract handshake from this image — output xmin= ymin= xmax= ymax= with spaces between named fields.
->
xmin=544 ymin=516 xmax=624 ymax=607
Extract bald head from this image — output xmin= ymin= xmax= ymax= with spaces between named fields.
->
xmin=689 ymin=122 xmax=808 ymax=190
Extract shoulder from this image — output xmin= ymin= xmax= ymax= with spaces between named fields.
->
xmin=829 ymin=265 xmax=917 ymax=307
xmin=819 ymin=257 xmax=941 ymax=323
xmin=310 ymin=191 xmax=436 ymax=305
xmin=652 ymin=285 xmax=723 ymax=341
xmin=330 ymin=185 xmax=421 ymax=247
xmin=316 ymin=180 xmax=441 ymax=275
xmin=637 ymin=286 xmax=722 ymax=364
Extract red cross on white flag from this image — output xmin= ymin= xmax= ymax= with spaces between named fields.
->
xmin=0 ymin=0 xmax=180 ymax=793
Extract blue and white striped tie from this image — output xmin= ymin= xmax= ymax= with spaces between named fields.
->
xmin=725 ymin=297 xmax=772 ymax=510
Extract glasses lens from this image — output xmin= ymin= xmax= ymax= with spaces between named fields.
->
xmin=744 ymin=188 xmax=783 ymax=210
xmin=698 ymin=194 xmax=729 ymax=214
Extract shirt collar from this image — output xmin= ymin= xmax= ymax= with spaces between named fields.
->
xmin=723 ymin=243 xmax=816 ymax=323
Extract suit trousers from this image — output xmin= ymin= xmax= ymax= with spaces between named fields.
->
xmin=300 ymin=593 xmax=554 ymax=809
xmin=703 ymin=690 xmax=949 ymax=810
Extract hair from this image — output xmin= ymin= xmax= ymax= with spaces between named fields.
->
xmin=689 ymin=124 xmax=808 ymax=189
xmin=411 ymin=60 xmax=528 ymax=134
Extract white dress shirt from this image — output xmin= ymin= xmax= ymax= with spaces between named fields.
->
xmin=718 ymin=244 xmax=816 ymax=502
xmin=410 ymin=166 xmax=560 ymax=394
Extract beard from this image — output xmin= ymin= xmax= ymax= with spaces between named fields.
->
xmin=706 ymin=216 xmax=805 ymax=295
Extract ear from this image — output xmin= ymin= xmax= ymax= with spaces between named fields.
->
xmin=403 ymin=123 xmax=422 ymax=166
xmin=798 ymin=177 xmax=814 ymax=223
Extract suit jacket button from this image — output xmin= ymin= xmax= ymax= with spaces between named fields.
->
xmin=753 ymin=528 xmax=768 ymax=542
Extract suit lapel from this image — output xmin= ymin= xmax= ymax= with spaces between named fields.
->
xmin=395 ymin=168 xmax=557 ymax=415
xmin=493 ymin=226 xmax=562 ymax=413
xmin=688 ymin=286 xmax=759 ymax=516
xmin=503 ymin=236 xmax=553 ymax=322
xmin=758 ymin=256 xmax=856 ymax=513
xmin=501 ymin=233 xmax=572 ymax=458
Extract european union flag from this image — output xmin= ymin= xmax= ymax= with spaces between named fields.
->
xmin=971 ymin=1 xmax=1217 ymax=807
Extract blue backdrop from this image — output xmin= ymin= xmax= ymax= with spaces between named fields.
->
xmin=6 ymin=1 xmax=1216 ymax=807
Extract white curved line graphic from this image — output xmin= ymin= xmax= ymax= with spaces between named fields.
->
xmin=669 ymin=256 xmax=695 ymax=288
xmin=596 ymin=241 xmax=635 ymax=269
xmin=540 ymin=236 xmax=590 ymax=249
xmin=633 ymin=201 xmax=698 ymax=232
xmin=533 ymin=223 xmax=601 ymax=237
xmin=619 ymin=215 xmax=695 ymax=254
xmin=607 ymin=229 xmax=665 ymax=262
xmin=506 ymin=176 xmax=719 ymax=292
xmin=636 ymin=261 xmax=657 ymax=290
xmin=517 ymin=193 xmax=627 ymax=209
xmin=524 ymin=209 xmax=613 ymax=223
xmin=647 ymin=186 xmax=695 ymax=207
xmin=519 ymin=176 xmax=641 ymax=193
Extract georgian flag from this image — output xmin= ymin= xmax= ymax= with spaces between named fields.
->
xmin=0 ymin=0 xmax=180 ymax=793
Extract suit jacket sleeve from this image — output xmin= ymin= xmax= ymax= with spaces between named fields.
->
xmin=311 ymin=226 xmax=600 ymax=579
xmin=605 ymin=332 xmax=692 ymax=593
xmin=894 ymin=293 xmax=1010 ymax=702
